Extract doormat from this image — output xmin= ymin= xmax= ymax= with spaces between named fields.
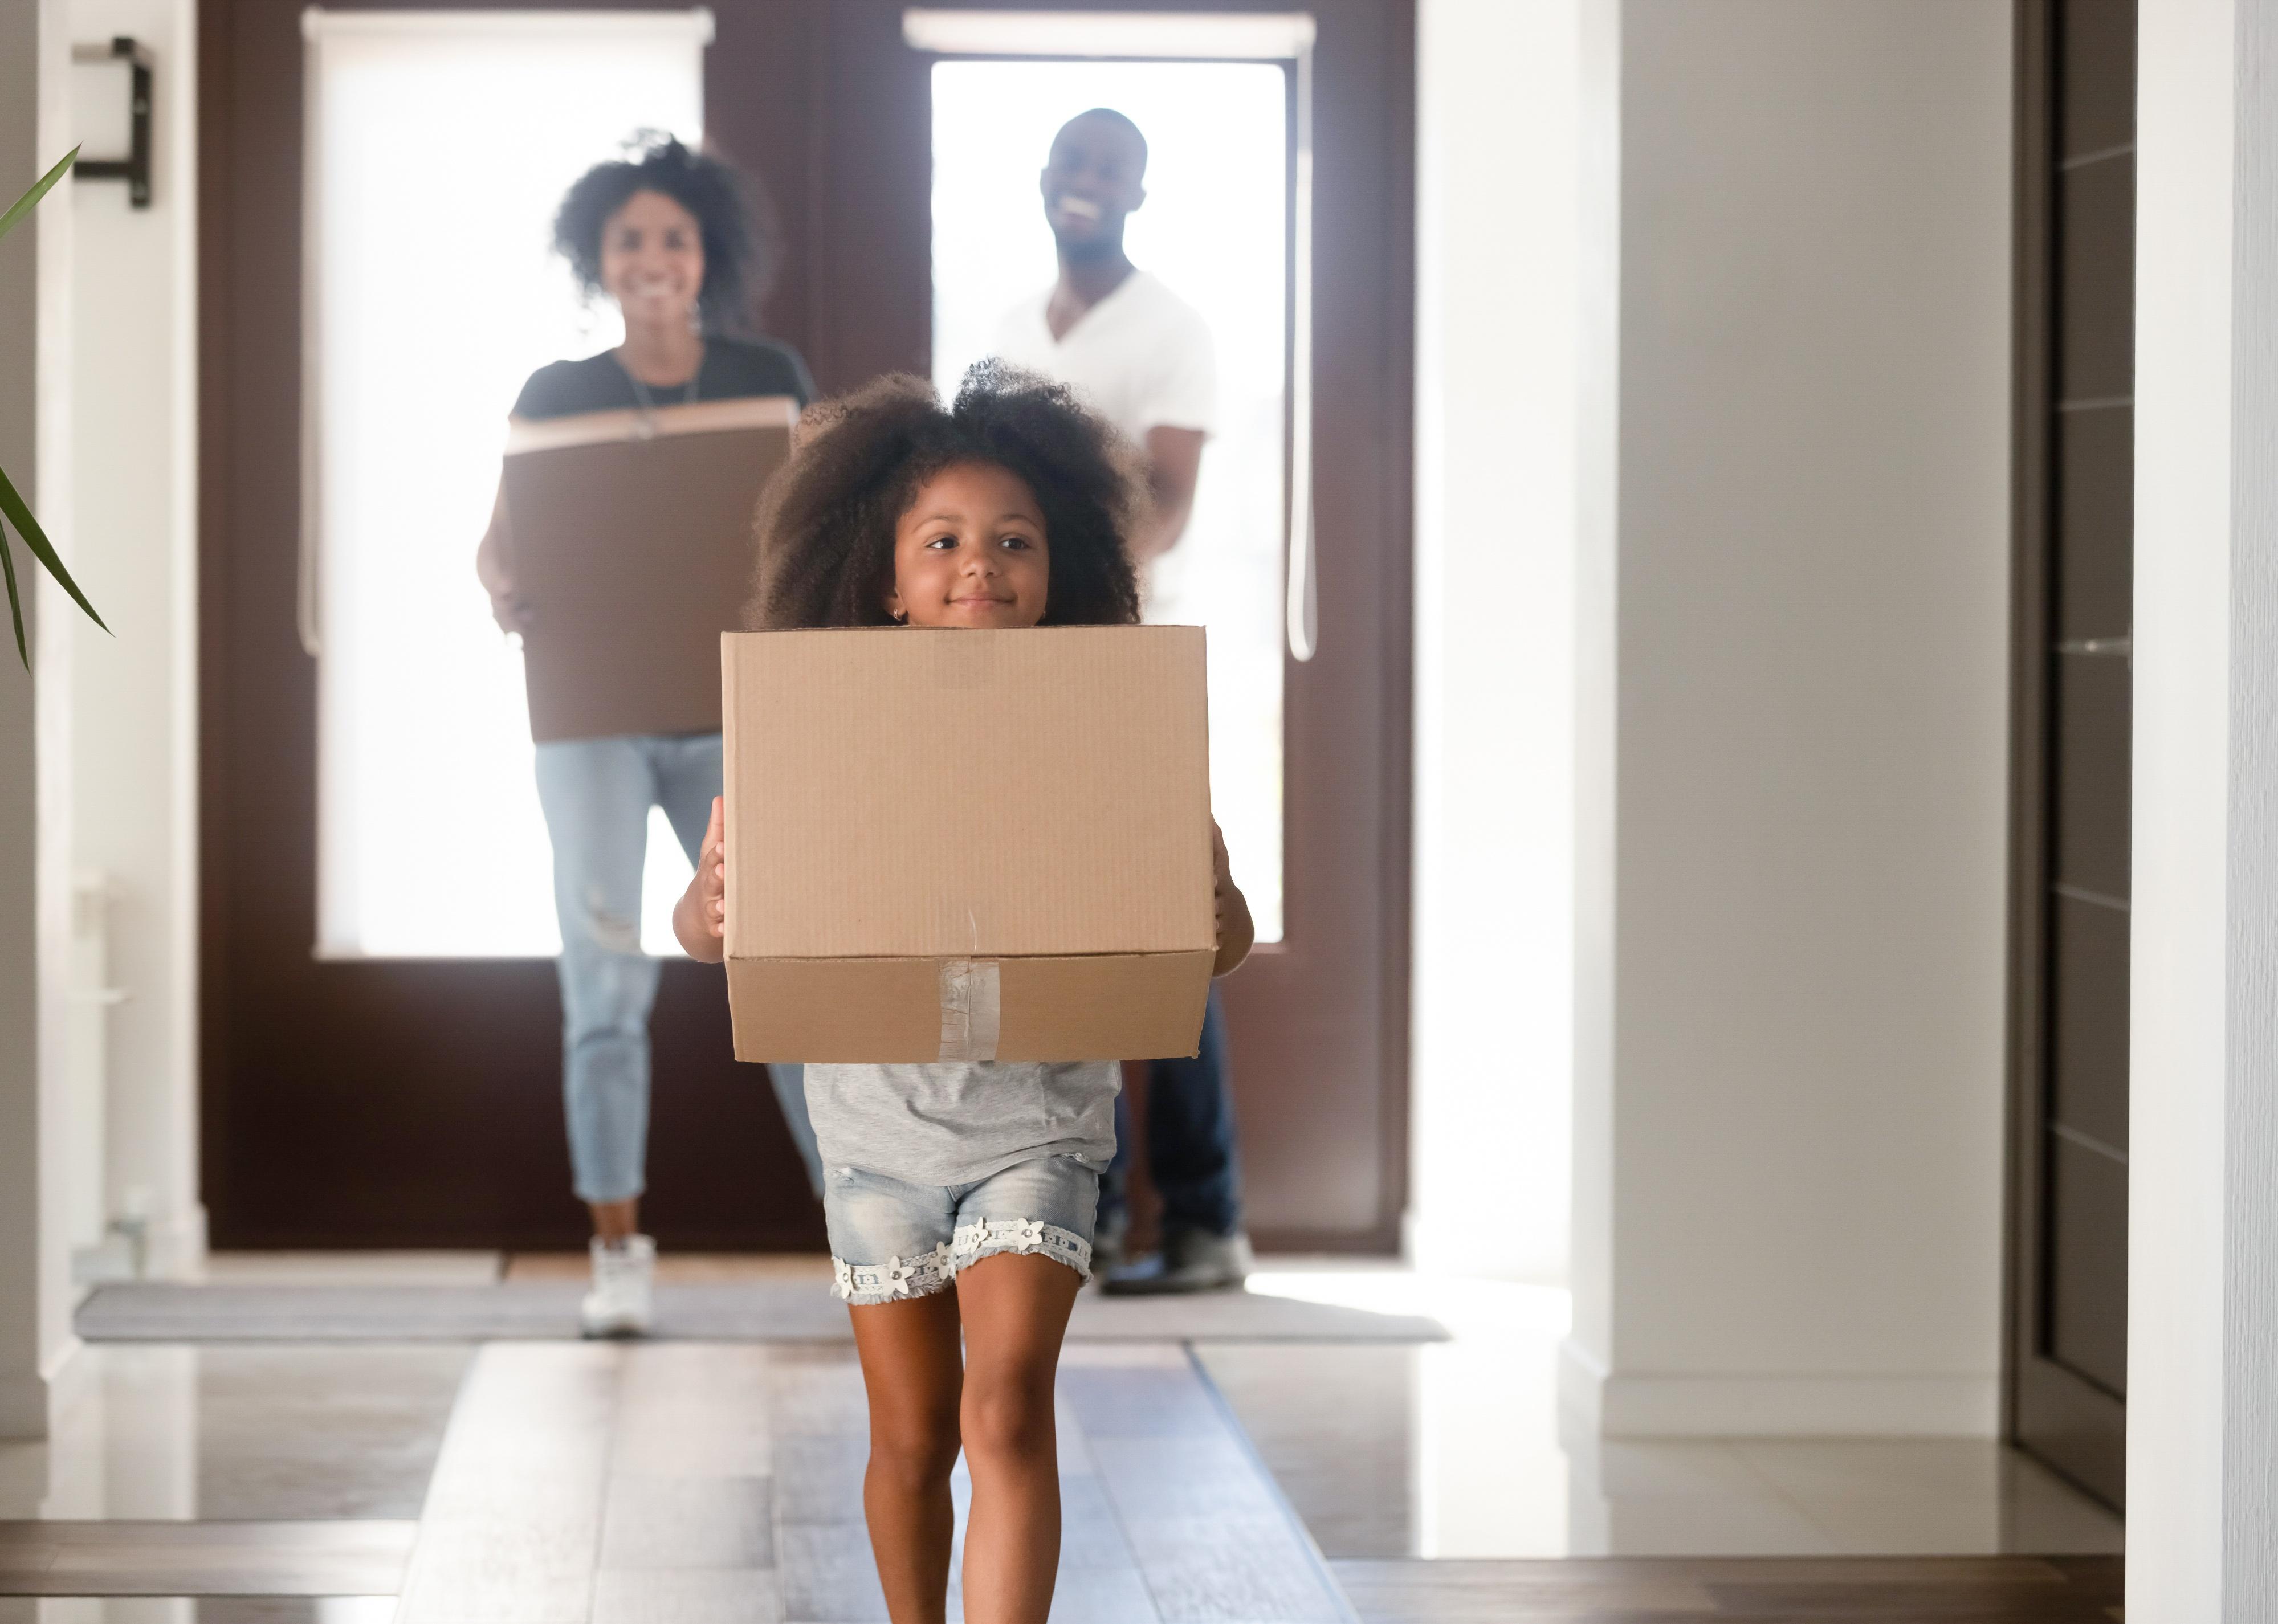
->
xmin=75 ymin=1281 xmax=1447 ymax=1344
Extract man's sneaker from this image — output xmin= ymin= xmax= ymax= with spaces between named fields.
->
xmin=581 ymin=1234 xmax=656 ymax=1337
xmin=1100 ymin=1227 xmax=1253 ymax=1296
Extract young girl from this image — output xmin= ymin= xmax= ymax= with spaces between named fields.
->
xmin=674 ymin=362 xmax=1254 ymax=1624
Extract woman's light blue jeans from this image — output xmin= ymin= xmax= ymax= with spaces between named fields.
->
xmin=534 ymin=732 xmax=821 ymax=1207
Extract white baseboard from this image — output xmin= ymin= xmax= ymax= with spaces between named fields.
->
xmin=0 ymin=1372 xmax=48 ymax=1441
xmin=0 ymin=1333 xmax=88 ymax=1442
xmin=145 ymin=1202 xmax=209 ymax=1281
xmin=1559 ymin=1333 xmax=1611 ymax=1432
xmin=45 ymin=1333 xmax=90 ymax=1415
xmin=1558 ymin=1336 xmax=1998 ymax=1437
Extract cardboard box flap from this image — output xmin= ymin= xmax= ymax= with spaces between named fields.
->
xmin=726 ymin=950 xmax=1215 ymax=1063
xmin=503 ymin=397 xmax=797 ymax=744
xmin=723 ymin=626 xmax=1214 ymax=960
xmin=504 ymin=394 xmax=798 ymax=456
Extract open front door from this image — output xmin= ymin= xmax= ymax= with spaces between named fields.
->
xmin=201 ymin=0 xmax=1412 ymax=1252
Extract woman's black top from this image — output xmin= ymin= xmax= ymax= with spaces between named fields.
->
xmin=511 ymin=337 xmax=814 ymax=421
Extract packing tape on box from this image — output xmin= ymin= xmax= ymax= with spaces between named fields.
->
xmin=938 ymin=960 xmax=1002 ymax=1062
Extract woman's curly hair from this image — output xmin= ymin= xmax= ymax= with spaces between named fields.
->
xmin=751 ymin=362 xmax=1144 ymax=630
xmin=552 ymin=133 xmax=777 ymax=336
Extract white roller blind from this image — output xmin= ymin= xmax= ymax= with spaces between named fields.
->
xmin=305 ymin=10 xmax=707 ymax=957
xmin=902 ymin=9 xmax=1315 ymax=59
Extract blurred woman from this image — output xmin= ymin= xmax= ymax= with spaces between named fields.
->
xmin=476 ymin=134 xmax=820 ymax=1336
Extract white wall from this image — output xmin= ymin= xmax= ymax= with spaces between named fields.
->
xmin=1570 ymin=0 xmax=1620 ymax=1374
xmin=2128 ymin=0 xmax=2278 ymax=1613
xmin=68 ymin=0 xmax=204 ymax=1279
xmin=0 ymin=0 xmax=85 ymax=1441
xmin=1408 ymin=0 xmax=1579 ymax=1281
xmin=1567 ymin=0 xmax=2014 ymax=1436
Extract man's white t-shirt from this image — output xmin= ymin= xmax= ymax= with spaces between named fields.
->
xmin=988 ymin=270 xmax=1216 ymax=443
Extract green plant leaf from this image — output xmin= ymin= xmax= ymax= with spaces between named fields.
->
xmin=0 ymin=147 xmax=78 ymax=245
xmin=0 ymin=463 xmax=107 ymax=636
xmin=0 ymin=528 xmax=23 ymax=670
xmin=0 ymin=146 xmax=98 ymax=671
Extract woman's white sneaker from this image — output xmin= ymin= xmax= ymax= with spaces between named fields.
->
xmin=582 ymin=1234 xmax=657 ymax=1337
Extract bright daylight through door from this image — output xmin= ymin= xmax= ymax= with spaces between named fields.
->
xmin=930 ymin=58 xmax=1290 ymax=940
xmin=308 ymin=12 xmax=706 ymax=957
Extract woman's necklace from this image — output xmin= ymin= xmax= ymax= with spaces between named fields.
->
xmin=620 ymin=344 xmax=703 ymax=436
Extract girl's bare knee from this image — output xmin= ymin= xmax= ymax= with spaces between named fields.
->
xmin=867 ymin=1413 xmax=962 ymax=1493
xmin=959 ymin=1376 xmax=1054 ymax=1470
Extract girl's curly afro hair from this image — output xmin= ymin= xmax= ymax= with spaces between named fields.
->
xmin=751 ymin=362 xmax=1144 ymax=630
xmin=552 ymin=133 xmax=776 ymax=336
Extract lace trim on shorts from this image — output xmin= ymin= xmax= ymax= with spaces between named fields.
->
xmin=832 ymin=1218 xmax=1094 ymax=1305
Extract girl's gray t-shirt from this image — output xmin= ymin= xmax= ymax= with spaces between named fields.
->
xmin=804 ymin=1062 xmax=1120 ymax=1186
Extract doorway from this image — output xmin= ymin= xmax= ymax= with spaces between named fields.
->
xmin=198 ymin=1 xmax=1412 ymax=1251
xmin=928 ymin=52 xmax=1292 ymax=946
xmin=2006 ymin=0 xmax=2133 ymax=1511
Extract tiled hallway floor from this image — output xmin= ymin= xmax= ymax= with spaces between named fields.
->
xmin=1216 ymin=1266 xmax=2126 ymax=1560
xmin=2 ymin=1340 xmax=1344 ymax=1624
xmin=0 ymin=1344 xmax=470 ymax=1522
xmin=0 ymin=1256 xmax=2126 ymax=1623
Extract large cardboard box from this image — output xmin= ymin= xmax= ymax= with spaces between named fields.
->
xmin=502 ymin=397 xmax=796 ymax=742
xmin=722 ymin=626 xmax=1216 ymax=1063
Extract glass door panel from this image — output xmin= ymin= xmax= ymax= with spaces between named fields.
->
xmin=305 ymin=13 xmax=706 ymax=958
xmin=928 ymin=58 xmax=1289 ymax=939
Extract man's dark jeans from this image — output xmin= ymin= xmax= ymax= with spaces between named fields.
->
xmin=1100 ymin=984 xmax=1242 ymax=1239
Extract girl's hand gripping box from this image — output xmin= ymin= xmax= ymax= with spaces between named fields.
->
xmin=718 ymin=626 xmax=1217 ymax=1062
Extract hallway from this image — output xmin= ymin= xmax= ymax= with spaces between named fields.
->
xmin=1 ymin=1258 xmax=2122 ymax=1624
xmin=3 ymin=1334 xmax=1346 ymax=1623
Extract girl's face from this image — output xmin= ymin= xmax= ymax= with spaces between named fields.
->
xmin=600 ymin=189 xmax=706 ymax=327
xmin=885 ymin=462 xmax=1050 ymax=630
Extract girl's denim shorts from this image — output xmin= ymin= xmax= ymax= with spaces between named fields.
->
xmin=822 ymin=1154 xmax=1102 ymax=1307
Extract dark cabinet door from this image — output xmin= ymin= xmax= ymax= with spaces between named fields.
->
xmin=199 ymin=0 xmax=1412 ymax=1252
xmin=2006 ymin=0 xmax=2134 ymax=1511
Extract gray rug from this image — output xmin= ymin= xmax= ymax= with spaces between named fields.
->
xmin=75 ymin=1281 xmax=1446 ymax=1344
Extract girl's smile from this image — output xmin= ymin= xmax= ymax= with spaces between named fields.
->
xmin=885 ymin=462 xmax=1052 ymax=629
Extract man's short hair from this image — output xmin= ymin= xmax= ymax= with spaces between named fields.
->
xmin=1058 ymin=108 xmax=1149 ymax=173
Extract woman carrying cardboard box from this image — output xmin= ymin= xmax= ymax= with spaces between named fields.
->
xmin=675 ymin=364 xmax=1254 ymax=1624
xmin=475 ymin=136 xmax=820 ymax=1337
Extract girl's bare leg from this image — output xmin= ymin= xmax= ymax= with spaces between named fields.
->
xmin=849 ymin=1292 xmax=966 ymax=1624
xmin=952 ymin=1253 xmax=1082 ymax=1624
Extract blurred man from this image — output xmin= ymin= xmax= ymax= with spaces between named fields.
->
xmin=991 ymin=108 xmax=1252 ymax=1293
xmin=991 ymin=108 xmax=1209 ymax=562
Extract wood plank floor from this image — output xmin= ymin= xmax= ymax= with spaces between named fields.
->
xmin=390 ymin=1340 xmax=1352 ymax=1624
xmin=0 ymin=1521 xmax=415 ymax=1596
xmin=0 ymin=1339 xmax=2134 ymax=1624
xmin=3 ymin=1342 xmax=1352 ymax=1622
xmin=1331 ymin=1556 xmax=2124 ymax=1623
